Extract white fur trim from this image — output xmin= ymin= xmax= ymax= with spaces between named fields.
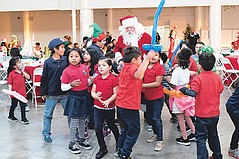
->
xmin=122 ymin=17 xmax=139 ymax=27
xmin=115 ymin=52 xmax=123 ymax=64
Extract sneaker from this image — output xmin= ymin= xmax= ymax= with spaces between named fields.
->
xmin=95 ymin=148 xmax=108 ymax=159
xmin=187 ymin=133 xmax=196 ymax=141
xmin=228 ymin=148 xmax=239 ymax=159
xmin=176 ymin=137 xmax=190 ymax=146
xmin=25 ymin=106 xmax=30 ymax=112
xmin=79 ymin=139 xmax=92 ymax=150
xmin=8 ymin=116 xmax=18 ymax=122
xmin=21 ymin=119 xmax=29 ymax=125
xmin=43 ymin=136 xmax=52 ymax=143
xmin=154 ymin=141 xmax=164 ymax=151
xmin=114 ymin=147 xmax=121 ymax=157
xmin=68 ymin=144 xmax=81 ymax=154
xmin=146 ymin=125 xmax=153 ymax=132
xmin=147 ymin=135 xmax=157 ymax=143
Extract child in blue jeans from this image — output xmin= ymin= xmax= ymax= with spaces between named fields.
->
xmin=142 ymin=51 xmax=165 ymax=151
xmin=180 ymin=52 xmax=223 ymax=159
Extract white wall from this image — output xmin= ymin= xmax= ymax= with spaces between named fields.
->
xmin=221 ymin=5 xmax=239 ymax=47
xmin=0 ymin=13 xmax=10 ymax=43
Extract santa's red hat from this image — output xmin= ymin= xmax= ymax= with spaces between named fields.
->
xmin=119 ymin=15 xmax=139 ymax=27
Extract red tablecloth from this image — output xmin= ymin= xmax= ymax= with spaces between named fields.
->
xmin=224 ymin=55 xmax=239 ymax=85
xmin=226 ymin=55 xmax=239 ymax=69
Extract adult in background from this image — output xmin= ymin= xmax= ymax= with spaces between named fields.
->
xmin=88 ymin=23 xmax=106 ymax=58
xmin=114 ymin=15 xmax=151 ymax=59
xmin=187 ymin=26 xmax=200 ymax=54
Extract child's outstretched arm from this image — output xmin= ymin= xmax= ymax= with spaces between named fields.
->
xmin=143 ymin=76 xmax=163 ymax=88
xmin=180 ymin=87 xmax=197 ymax=97
xmin=135 ymin=50 xmax=155 ymax=80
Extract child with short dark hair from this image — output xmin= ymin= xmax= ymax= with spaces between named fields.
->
xmin=41 ymin=38 xmax=69 ymax=143
xmin=7 ymin=56 xmax=30 ymax=124
xmin=116 ymin=46 xmax=154 ymax=159
xmin=180 ymin=52 xmax=224 ymax=159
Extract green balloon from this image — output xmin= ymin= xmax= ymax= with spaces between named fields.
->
xmin=199 ymin=45 xmax=214 ymax=54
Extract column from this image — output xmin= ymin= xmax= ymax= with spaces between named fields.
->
xmin=195 ymin=7 xmax=204 ymax=32
xmin=71 ymin=0 xmax=77 ymax=43
xmin=79 ymin=0 xmax=93 ymax=44
xmin=22 ymin=11 xmax=32 ymax=56
xmin=209 ymin=0 xmax=221 ymax=53
xmin=107 ymin=9 xmax=113 ymax=32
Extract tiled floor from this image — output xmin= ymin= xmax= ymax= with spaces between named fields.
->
xmin=0 ymin=84 xmax=236 ymax=159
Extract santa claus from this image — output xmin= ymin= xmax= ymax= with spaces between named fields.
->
xmin=114 ymin=15 xmax=151 ymax=60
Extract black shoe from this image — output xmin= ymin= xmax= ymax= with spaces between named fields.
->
xmin=176 ymin=137 xmax=190 ymax=146
xmin=79 ymin=140 xmax=92 ymax=150
xmin=68 ymin=144 xmax=81 ymax=154
xmin=21 ymin=119 xmax=29 ymax=125
xmin=8 ymin=116 xmax=18 ymax=122
xmin=187 ymin=133 xmax=196 ymax=141
xmin=95 ymin=148 xmax=108 ymax=159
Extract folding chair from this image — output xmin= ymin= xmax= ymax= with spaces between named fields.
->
xmin=0 ymin=68 xmax=8 ymax=80
xmin=32 ymin=67 xmax=43 ymax=107
xmin=218 ymin=57 xmax=239 ymax=92
xmin=0 ymin=80 xmax=8 ymax=103
xmin=25 ymin=79 xmax=34 ymax=103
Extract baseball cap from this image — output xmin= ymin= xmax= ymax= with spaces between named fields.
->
xmin=48 ymin=38 xmax=64 ymax=50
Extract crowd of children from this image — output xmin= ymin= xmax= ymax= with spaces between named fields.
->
xmin=4 ymin=33 xmax=239 ymax=159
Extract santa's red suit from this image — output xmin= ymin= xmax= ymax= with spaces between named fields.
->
xmin=114 ymin=32 xmax=151 ymax=59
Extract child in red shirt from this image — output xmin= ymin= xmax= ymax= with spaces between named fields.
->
xmin=7 ymin=56 xmax=30 ymax=124
xmin=180 ymin=52 xmax=224 ymax=159
xmin=143 ymin=51 xmax=165 ymax=151
xmin=61 ymin=48 xmax=91 ymax=154
xmin=91 ymin=57 xmax=119 ymax=159
xmin=116 ymin=46 xmax=155 ymax=159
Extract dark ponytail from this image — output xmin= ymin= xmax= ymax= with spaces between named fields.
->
xmin=7 ymin=57 xmax=20 ymax=76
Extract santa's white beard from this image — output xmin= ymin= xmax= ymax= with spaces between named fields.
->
xmin=122 ymin=32 xmax=140 ymax=47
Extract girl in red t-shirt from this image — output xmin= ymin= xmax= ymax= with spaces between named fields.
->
xmin=7 ymin=56 xmax=30 ymax=124
xmin=91 ymin=57 xmax=119 ymax=159
xmin=61 ymin=48 xmax=91 ymax=154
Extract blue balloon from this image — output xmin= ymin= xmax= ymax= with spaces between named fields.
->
xmin=143 ymin=0 xmax=165 ymax=52
xmin=168 ymin=39 xmax=183 ymax=68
